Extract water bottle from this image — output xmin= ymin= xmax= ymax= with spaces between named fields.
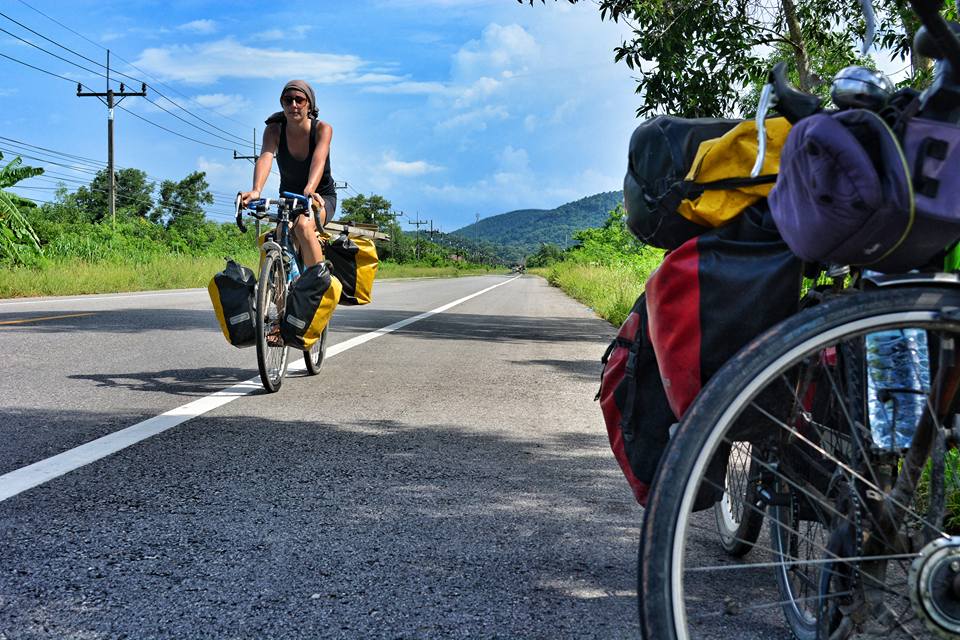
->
xmin=282 ymin=235 xmax=300 ymax=282
xmin=865 ymin=327 xmax=930 ymax=450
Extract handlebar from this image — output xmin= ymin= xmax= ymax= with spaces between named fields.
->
xmin=749 ymin=1 xmax=960 ymax=175
xmin=235 ymin=192 xmax=311 ymax=233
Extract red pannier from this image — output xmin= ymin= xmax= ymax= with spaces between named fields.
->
xmin=598 ymin=204 xmax=802 ymax=506
xmin=646 ymin=203 xmax=803 ymax=419
xmin=597 ymin=294 xmax=675 ymax=505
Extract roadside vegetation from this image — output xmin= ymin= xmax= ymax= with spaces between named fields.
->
xmin=527 ymin=205 xmax=662 ymax=326
xmin=0 ymin=161 xmax=501 ymax=298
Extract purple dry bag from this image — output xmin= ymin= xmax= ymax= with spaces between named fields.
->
xmin=770 ymin=109 xmax=960 ymax=272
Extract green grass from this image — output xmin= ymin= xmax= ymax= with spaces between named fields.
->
xmin=543 ymin=259 xmax=660 ymax=326
xmin=915 ymin=448 xmax=960 ymax=535
xmin=377 ymin=262 xmax=502 ymax=279
xmin=0 ymin=253 xmax=505 ymax=298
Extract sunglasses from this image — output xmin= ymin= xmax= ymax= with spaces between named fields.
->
xmin=281 ymin=95 xmax=308 ymax=106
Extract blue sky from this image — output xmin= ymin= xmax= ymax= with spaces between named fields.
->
xmin=0 ymin=0 xmax=640 ymax=232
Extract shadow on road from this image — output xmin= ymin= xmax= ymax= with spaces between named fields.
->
xmin=67 ymin=366 xmax=255 ymax=396
xmin=0 ymin=408 xmax=641 ymax=640
xmin=0 ymin=307 xmax=608 ymax=346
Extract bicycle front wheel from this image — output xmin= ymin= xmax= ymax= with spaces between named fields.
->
xmin=255 ymin=252 xmax=289 ymax=392
xmin=640 ymin=285 xmax=960 ymax=640
xmin=303 ymin=325 xmax=328 ymax=375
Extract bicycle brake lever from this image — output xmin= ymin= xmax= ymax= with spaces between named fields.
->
xmin=751 ymin=83 xmax=777 ymax=178
xmin=235 ymin=192 xmax=248 ymax=233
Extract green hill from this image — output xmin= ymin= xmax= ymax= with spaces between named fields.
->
xmin=450 ymin=191 xmax=623 ymax=261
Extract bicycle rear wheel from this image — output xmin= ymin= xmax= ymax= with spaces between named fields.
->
xmin=713 ymin=441 xmax=764 ymax=557
xmin=639 ymin=286 xmax=960 ymax=640
xmin=303 ymin=325 xmax=328 ymax=375
xmin=255 ymin=252 xmax=289 ymax=393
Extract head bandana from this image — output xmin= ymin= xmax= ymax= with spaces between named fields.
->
xmin=265 ymin=79 xmax=318 ymax=124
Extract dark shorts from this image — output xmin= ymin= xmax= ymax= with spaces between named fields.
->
xmin=316 ymin=194 xmax=337 ymax=228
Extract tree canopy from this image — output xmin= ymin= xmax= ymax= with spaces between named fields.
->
xmin=340 ymin=193 xmax=395 ymax=227
xmin=153 ymin=171 xmax=213 ymax=229
xmin=74 ymin=168 xmax=155 ymax=222
xmin=524 ymin=0 xmax=952 ymax=117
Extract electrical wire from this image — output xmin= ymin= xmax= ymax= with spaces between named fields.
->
xmin=0 ymin=14 xmax=251 ymax=147
xmin=9 ymin=1 xmax=256 ymax=133
xmin=115 ymin=104 xmax=236 ymax=152
xmin=0 ymin=138 xmax=249 ymax=206
xmin=141 ymin=94 xmax=252 ymax=148
xmin=0 ymin=25 xmax=105 ymax=80
xmin=0 ymin=50 xmax=88 ymax=85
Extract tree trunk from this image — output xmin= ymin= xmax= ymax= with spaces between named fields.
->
xmin=781 ymin=0 xmax=814 ymax=92
xmin=895 ymin=1 xmax=932 ymax=80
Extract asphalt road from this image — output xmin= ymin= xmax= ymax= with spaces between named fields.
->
xmin=0 ymin=274 xmax=645 ymax=639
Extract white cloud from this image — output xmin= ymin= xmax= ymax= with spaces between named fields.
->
xmin=452 ymin=23 xmax=539 ymax=82
xmin=363 ymin=81 xmax=449 ymax=95
xmin=497 ymin=145 xmax=529 ymax=173
xmin=192 ymin=93 xmax=253 ymax=117
xmin=133 ymin=38 xmax=369 ymax=85
xmin=452 ymin=76 xmax=501 ymax=108
xmin=256 ymin=25 xmax=312 ymax=41
xmin=178 ymin=19 xmax=217 ymax=34
xmin=435 ymin=105 xmax=508 ymax=132
xmin=382 ymin=153 xmax=443 ymax=176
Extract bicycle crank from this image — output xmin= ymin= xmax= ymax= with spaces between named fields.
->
xmin=910 ymin=536 xmax=960 ymax=638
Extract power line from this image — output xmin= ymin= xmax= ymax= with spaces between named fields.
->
xmin=142 ymin=94 xmax=251 ymax=148
xmin=0 ymin=15 xmax=354 ymax=204
xmin=0 ymin=50 xmax=89 ymax=85
xmin=0 ymin=13 xmax=251 ymax=148
xmin=0 ymin=25 xmax=106 ymax=80
xmin=0 ymin=136 xmax=242 ymax=201
xmin=0 ymin=10 xmax=111 ymax=76
xmin=1 ymin=10 xmax=252 ymax=149
xmin=13 ymin=0 xmax=255 ymax=132
xmin=115 ymin=104 xmax=235 ymax=152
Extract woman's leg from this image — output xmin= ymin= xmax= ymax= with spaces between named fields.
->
xmin=292 ymin=214 xmax=324 ymax=266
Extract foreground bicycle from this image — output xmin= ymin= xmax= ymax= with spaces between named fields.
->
xmin=235 ymin=192 xmax=328 ymax=392
xmin=639 ymin=1 xmax=960 ymax=638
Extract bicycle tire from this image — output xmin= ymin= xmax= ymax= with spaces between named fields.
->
xmin=639 ymin=285 xmax=960 ymax=640
xmin=303 ymin=325 xmax=328 ymax=375
xmin=255 ymin=252 xmax=289 ymax=393
xmin=713 ymin=441 xmax=765 ymax=557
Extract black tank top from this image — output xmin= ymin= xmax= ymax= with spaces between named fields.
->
xmin=277 ymin=119 xmax=335 ymax=196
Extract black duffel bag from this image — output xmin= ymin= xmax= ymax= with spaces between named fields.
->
xmin=623 ymin=115 xmax=740 ymax=250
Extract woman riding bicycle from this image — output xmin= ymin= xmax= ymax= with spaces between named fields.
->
xmin=240 ymin=79 xmax=336 ymax=267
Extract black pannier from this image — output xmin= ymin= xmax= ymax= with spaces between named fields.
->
xmin=324 ymin=233 xmax=378 ymax=305
xmin=280 ymin=262 xmax=342 ymax=350
xmin=208 ymin=259 xmax=256 ymax=348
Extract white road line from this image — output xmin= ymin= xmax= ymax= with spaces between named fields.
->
xmin=0 ymin=276 xmax=520 ymax=502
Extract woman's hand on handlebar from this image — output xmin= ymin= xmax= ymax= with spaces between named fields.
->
xmin=305 ymin=191 xmax=327 ymax=226
xmin=240 ymin=189 xmax=261 ymax=207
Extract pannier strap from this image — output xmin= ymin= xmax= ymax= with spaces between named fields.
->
xmin=595 ymin=335 xmax=639 ymax=401
xmin=913 ymin=136 xmax=948 ymax=198
xmin=619 ymin=338 xmax=644 ymax=441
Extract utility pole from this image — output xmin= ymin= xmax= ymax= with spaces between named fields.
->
xmin=77 ymin=50 xmax=146 ymax=228
xmin=232 ymin=128 xmax=258 ymax=161
xmin=475 ymin=212 xmax=481 ymax=263
xmin=407 ymin=215 xmax=428 ymax=261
